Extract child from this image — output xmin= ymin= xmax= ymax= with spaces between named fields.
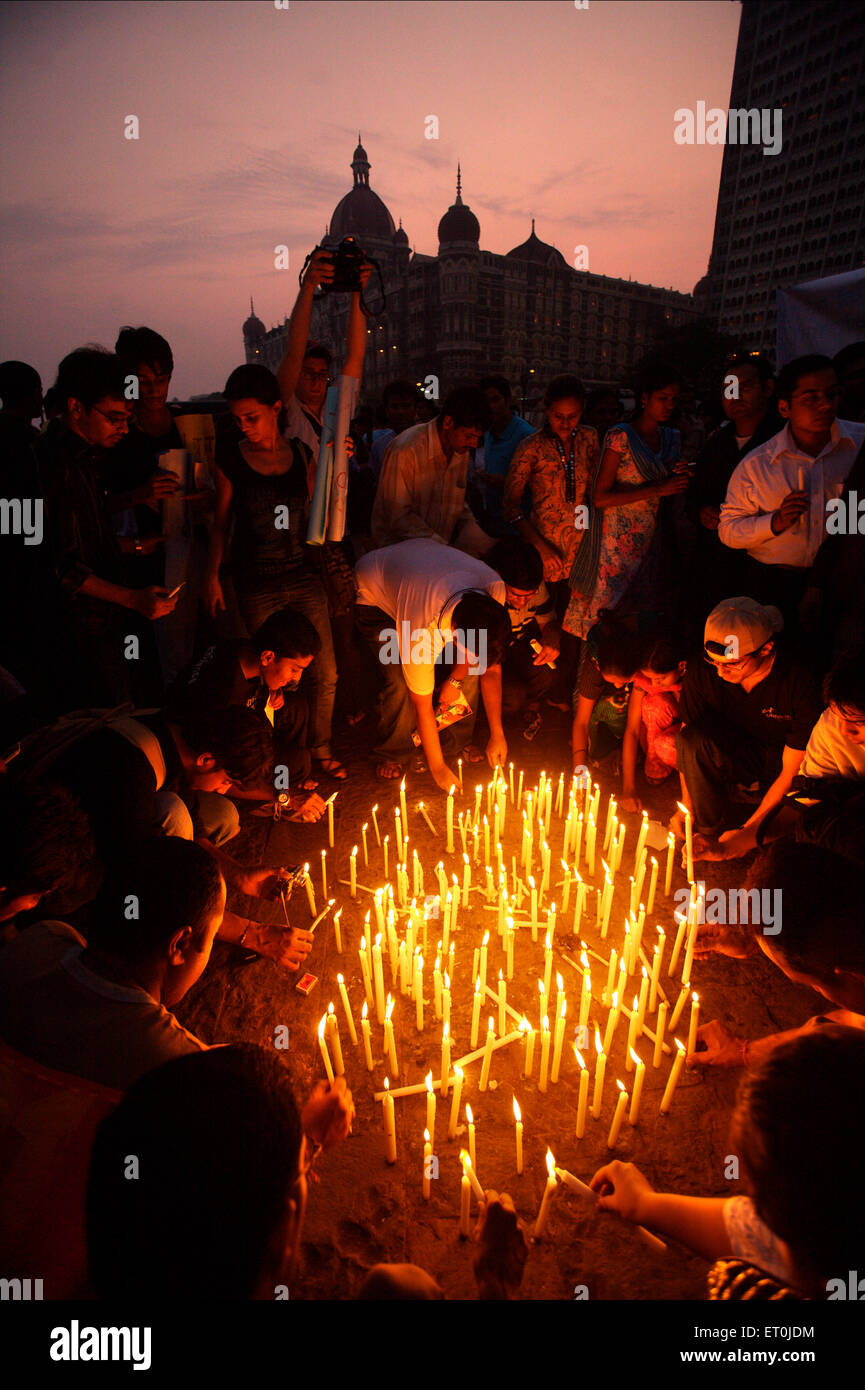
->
xmin=620 ymin=634 xmax=688 ymax=813
xmin=571 ymin=612 xmax=644 ymax=778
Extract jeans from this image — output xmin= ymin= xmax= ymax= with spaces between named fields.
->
xmin=355 ymin=604 xmax=479 ymax=760
xmin=502 ymin=630 xmax=554 ymax=715
xmin=235 ymin=568 xmax=338 ymax=761
xmin=675 ymin=721 xmax=776 ymax=832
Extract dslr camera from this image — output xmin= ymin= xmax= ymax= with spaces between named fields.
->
xmin=316 ymin=235 xmax=367 ymax=294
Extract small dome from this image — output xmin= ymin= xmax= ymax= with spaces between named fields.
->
xmin=328 ymin=136 xmax=396 ymax=242
xmin=506 ymin=220 xmax=567 ymax=268
xmin=393 ymin=218 xmax=409 ymax=246
xmin=438 ymin=166 xmax=480 ymax=245
xmin=243 ymin=297 xmax=266 ymax=338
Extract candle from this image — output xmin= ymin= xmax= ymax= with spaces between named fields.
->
xmin=543 ymin=932 xmax=553 ymax=1002
xmin=418 ymin=801 xmax=436 ymax=836
xmin=572 ymin=875 xmax=586 ymax=936
xmin=317 ymin=1015 xmax=334 ymax=1082
xmin=442 ymin=891 xmax=452 ymax=956
xmin=422 ymin=1128 xmax=433 ymax=1200
xmin=659 ymin=1038 xmax=687 ymax=1113
xmin=359 ymin=939 xmax=374 ymax=1012
xmin=521 ymin=1017 xmax=535 ymax=1079
xmin=538 ymin=978 xmax=547 ymax=1033
xmin=649 ymin=935 xmax=664 ymax=1012
xmin=326 ymin=1002 xmax=344 ymax=1075
xmin=349 ymin=845 xmax=357 ymax=899
xmin=513 ymin=1097 xmax=524 ymax=1174
xmin=399 ymin=776 xmax=408 ymax=827
xmin=442 ymin=973 xmax=451 ymax=1031
xmin=538 ymin=1014 xmax=551 ymax=1093
xmin=505 ymin=919 xmax=514 ymax=981
xmin=579 ymin=970 xmax=592 ymax=1033
xmin=461 ymin=1148 xmax=484 ymax=1203
xmin=360 ymin=999 xmax=374 ymax=1070
xmin=459 ymin=1172 xmax=472 ymax=1236
xmin=517 ymin=768 xmax=524 ymax=808
xmin=474 ymin=784 xmax=482 ymax=824
xmin=327 ymin=794 xmax=335 ymax=848
xmin=669 ymin=983 xmax=690 ymax=1033
xmin=479 ymin=1017 xmax=495 ymax=1091
xmin=533 ymin=1149 xmax=557 ymax=1239
xmin=382 ymin=1077 xmax=397 ymax=1162
xmin=687 ymin=992 xmax=700 ymax=1059
xmin=372 ymin=934 xmax=386 ymax=1023
xmin=628 ymin=1049 xmax=646 ymax=1125
xmin=634 ymin=810 xmax=649 ymax=874
xmin=551 ymin=1000 xmax=567 ymax=1083
xmin=303 ymin=865 xmax=316 ymax=918
xmin=361 ymin=822 xmax=369 ymax=867
xmin=465 ymin=1105 xmax=476 ymax=1169
xmin=413 ymin=953 xmax=425 ymax=1031
xmin=394 ymin=807 xmax=403 ymax=863
xmin=653 ymin=1000 xmax=668 ymax=1067
xmin=605 ymin=948 xmax=618 ymax=1006
xmin=336 ymin=974 xmax=357 ymax=1045
xmin=681 ymin=914 xmax=697 ymax=988
xmin=591 ymin=1028 xmax=606 ymax=1118
xmin=384 ymin=996 xmax=398 ymax=1076
xmin=383 ymin=835 xmax=390 ymax=881
xmin=625 ymin=994 xmax=640 ymax=1068
xmin=448 ymin=1065 xmax=464 ymax=1139
xmin=677 ymin=801 xmax=694 ymax=884
xmin=440 ymin=1023 xmax=452 ymax=1098
xmin=479 ymin=931 xmax=489 ymax=994
xmin=603 ymin=990 xmax=619 ymax=1056
xmin=461 ymin=852 xmax=471 ymax=908
xmin=371 ymin=803 xmax=381 ymax=846
xmin=636 ymin=967 xmax=649 ymax=1033
xmin=607 ymin=1080 xmax=628 ymax=1148
xmin=614 ymin=824 xmax=626 ymax=874
xmin=483 ymin=815 xmax=490 ymax=867
xmin=669 ymin=910 xmax=687 ymax=978
xmin=509 ymin=762 xmax=515 ymax=803
xmin=425 ymin=1070 xmax=436 ymax=1143
xmin=458 ymin=813 xmax=468 ymax=857
xmin=447 ymin=786 xmax=455 ymax=854
xmin=586 ymin=814 xmax=597 ymax=877
xmin=575 ymin=1048 xmax=590 ymax=1138
xmin=646 ymin=856 xmax=659 ymax=915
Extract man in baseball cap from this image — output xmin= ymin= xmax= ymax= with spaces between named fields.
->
xmin=674 ymin=597 xmax=822 ymax=860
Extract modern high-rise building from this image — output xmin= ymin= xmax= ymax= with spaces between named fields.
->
xmin=244 ymin=140 xmax=697 ymax=406
xmin=696 ymin=0 xmax=865 ymax=352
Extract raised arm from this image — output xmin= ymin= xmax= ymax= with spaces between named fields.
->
xmin=276 ymin=250 xmax=335 ymax=404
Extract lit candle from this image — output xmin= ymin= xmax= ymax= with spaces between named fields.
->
xmin=543 ymin=932 xmax=553 ymax=1002
xmin=468 ymin=974 xmax=482 ymax=1049
xmin=422 ymin=1127 xmax=433 ymax=1200
xmin=361 ymin=822 xmax=369 ymax=867
xmin=664 ymin=830 xmax=675 ymax=896
xmin=687 ymin=991 xmax=700 ymax=1059
xmin=572 ymin=874 xmax=586 ymax=935
xmin=372 ymin=934 xmax=386 ymax=1024
xmin=603 ymin=990 xmax=619 ymax=1056
xmin=579 ymin=970 xmax=592 ymax=1033
xmin=607 ymin=1080 xmax=628 ymax=1148
xmin=440 ymin=1022 xmax=451 ymax=1098
xmin=474 ymin=784 xmax=482 ymax=824
xmin=418 ymin=801 xmax=436 ymax=836
xmin=458 ymin=813 xmax=467 ymax=857
xmin=382 ymin=1077 xmax=397 ymax=1163
xmin=327 ymin=793 xmax=336 ymax=848
xmin=479 ymin=1017 xmax=495 ymax=1092
xmin=574 ymin=811 xmax=583 ymax=870
xmin=459 ymin=1171 xmax=472 ymax=1236
xmin=509 ymin=762 xmax=515 ymax=803
xmin=494 ymin=969 xmax=505 ymax=1036
xmin=605 ymin=947 xmax=618 ymax=1006
xmin=628 ymin=1049 xmax=646 ymax=1125
xmin=414 ymin=952 xmax=424 ymax=1031
xmin=447 ymin=786 xmax=455 ymax=855
xmin=479 ymin=931 xmax=489 ymax=994
xmin=349 ymin=845 xmax=357 ymax=899
xmin=551 ymin=1000 xmax=567 ymax=1083
xmin=461 ymin=1148 xmax=484 ymax=1203
xmin=442 ymin=972 xmax=451 ymax=1031
xmin=483 ymin=814 xmax=490 ymax=867
xmin=538 ymin=1014 xmax=551 ymax=1093
xmin=586 ymin=814 xmax=597 ymax=877
xmin=399 ymin=776 xmax=408 ymax=826
xmin=636 ymin=967 xmax=649 ymax=1033
xmin=442 ymin=891 xmax=452 ymax=956
xmin=659 ymin=1038 xmax=687 ymax=1113
xmin=424 ymin=1069 xmax=436 ymax=1143
xmin=394 ymin=807 xmax=403 ymax=862
xmin=669 ymin=909 xmax=687 ymax=978
xmin=677 ymin=801 xmax=694 ymax=884
xmin=591 ymin=1028 xmax=607 ymax=1119
xmin=448 ymin=1065 xmax=464 ymax=1139
xmin=533 ymin=1149 xmax=557 ymax=1239
xmin=384 ymin=995 xmax=399 ymax=1076
xmin=649 ymin=933 xmax=664 ymax=1012
xmin=633 ymin=810 xmax=649 ymax=874
xmin=505 ymin=918 xmax=514 ymax=981
xmin=625 ymin=994 xmax=640 ymax=1068
xmin=336 ymin=974 xmax=357 ymax=1045
xmin=646 ymin=856 xmax=659 ymax=915
xmin=326 ymin=1002 xmax=344 ymax=1075
xmin=303 ymin=865 xmax=316 ymax=918
xmin=466 ymin=1105 xmax=476 ymax=1168
xmin=462 ymin=853 xmax=471 ymax=908
xmin=317 ymin=1014 xmax=334 ymax=1082
xmin=382 ymin=835 xmax=390 ymax=882
xmin=538 ymin=978 xmax=546 ymax=1033
xmin=653 ymin=1000 xmax=668 ymax=1067
xmin=371 ymin=803 xmax=381 ymax=846
xmin=574 ymin=1048 xmax=589 ymax=1138
xmin=359 ymin=938 xmax=374 ymax=1012
xmin=513 ymin=1097 xmax=524 ymax=1174
xmin=517 ymin=768 xmax=524 ymax=808
xmin=521 ymin=1017 xmax=535 ymax=1079
xmin=360 ymin=999 xmax=374 ymax=1070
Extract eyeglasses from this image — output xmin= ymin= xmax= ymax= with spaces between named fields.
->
xmin=703 ymin=649 xmax=758 ymax=671
xmin=300 ymin=369 xmax=331 ymax=384
xmin=92 ymin=405 xmax=132 ymax=427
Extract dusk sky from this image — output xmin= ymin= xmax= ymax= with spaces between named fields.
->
xmin=0 ymin=0 xmax=741 ymax=399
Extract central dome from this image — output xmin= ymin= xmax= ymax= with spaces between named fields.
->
xmin=506 ymin=220 xmax=567 ymax=268
xmin=329 ymin=137 xmax=396 ymax=242
xmin=438 ymin=166 xmax=480 ymax=245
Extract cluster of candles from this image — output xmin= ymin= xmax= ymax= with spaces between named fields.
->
xmin=311 ymin=766 xmax=701 ymax=1240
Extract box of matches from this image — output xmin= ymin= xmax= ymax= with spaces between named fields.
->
xmin=295 ymin=973 xmax=318 ymax=995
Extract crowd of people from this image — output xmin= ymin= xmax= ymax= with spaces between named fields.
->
xmin=1 ymin=240 xmax=864 ymax=1301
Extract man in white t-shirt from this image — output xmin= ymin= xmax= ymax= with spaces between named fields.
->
xmin=355 ymin=539 xmax=511 ymax=786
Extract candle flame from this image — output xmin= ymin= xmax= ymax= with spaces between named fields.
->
xmin=444 ymin=973 xmax=450 ymax=989
xmin=513 ymin=1097 xmax=521 ymax=1123
xmin=482 ymin=931 xmax=489 ymax=946
xmin=675 ymin=1037 xmax=685 ymax=1052
xmin=362 ymin=1000 xmax=368 ymax=1020
xmin=556 ymin=972 xmax=564 ymax=991
xmin=466 ymin=1105 xmax=473 ymax=1124
xmin=328 ymin=1001 xmax=335 ymax=1016
xmin=384 ymin=1076 xmax=389 ymax=1090
xmin=487 ymin=1016 xmax=494 ymax=1032
xmin=425 ymin=1071 xmax=433 ymax=1092
xmin=435 ymin=956 xmax=440 ymax=970
xmin=351 ymin=845 xmax=357 ymax=858
xmin=317 ymin=1015 xmax=326 ymax=1040
xmin=337 ymin=973 xmax=344 ymax=984
xmin=520 ymin=1016 xmax=531 ymax=1034
xmin=642 ymin=965 xmax=647 ymax=979
xmin=575 ymin=1047 xmax=585 ymax=1068
xmin=538 ymin=979 xmax=544 ymax=995
xmin=498 ymin=968 xmax=503 ymax=981
xmin=630 ymin=1048 xmax=642 ymax=1067
xmin=693 ymin=991 xmax=700 ymax=1003
xmin=594 ymin=1026 xmax=603 ymax=1056
xmin=676 ymin=801 xmax=690 ymax=817
xmin=443 ymin=1021 xmax=449 ymax=1039
xmin=386 ymin=998 xmax=394 ymax=1022
xmin=424 ymin=1128 xmax=430 ymax=1143
xmin=545 ymin=1148 xmax=556 ymax=1176
xmin=454 ymin=1065 xmax=463 ymax=1080
xmin=375 ymin=932 xmax=382 ymax=947
xmin=560 ymin=999 xmax=567 ymax=1018
xmin=545 ymin=932 xmax=552 ymax=950
xmin=542 ymin=1015 xmax=550 ymax=1033
xmin=616 ymin=1079 xmax=625 ymax=1093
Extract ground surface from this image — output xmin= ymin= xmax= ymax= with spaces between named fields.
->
xmin=174 ymin=705 xmax=818 ymax=1301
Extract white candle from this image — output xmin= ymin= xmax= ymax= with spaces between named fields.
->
xmin=551 ymin=999 xmax=567 ymax=1083
xmin=533 ymin=1149 xmax=557 ymax=1239
xmin=677 ymin=801 xmax=694 ymax=883
xmin=442 ymin=973 xmax=451 ymax=1031
xmin=327 ymin=794 xmax=335 ymax=848
xmin=447 ymin=786 xmax=455 ymax=854
xmin=394 ymin=807 xmax=403 ymax=863
xmin=591 ymin=1029 xmax=606 ymax=1119
xmin=512 ymin=1095 xmax=524 ymax=1174
xmin=425 ymin=1070 xmax=436 ymax=1143
xmin=646 ymin=856 xmax=659 ymax=915
xmin=479 ymin=1017 xmax=495 ymax=1091
xmin=317 ymin=1015 xmax=334 ymax=1082
xmin=459 ymin=1172 xmax=471 ymax=1236
xmin=572 ymin=876 xmax=586 ymax=935
xmin=628 ymin=1049 xmax=646 ymax=1125
xmin=633 ymin=810 xmax=649 ymax=873
xmin=669 ymin=983 xmax=690 ymax=1033
xmin=372 ymin=934 xmax=386 ymax=1024
xmin=382 ymin=835 xmax=390 ymax=882
xmin=603 ymin=990 xmax=619 ymax=1056
xmin=543 ymin=932 xmax=553 ymax=1002
xmin=625 ymin=994 xmax=640 ymax=1068
xmin=687 ymin=992 xmax=701 ymax=1059
xmin=497 ymin=970 xmax=507 ymax=1037
xmin=382 ymin=1077 xmax=397 ymax=1163
xmin=465 ymin=1105 xmax=476 ymax=1168
xmin=607 ymin=1080 xmax=628 ymax=1148
xmin=461 ymin=1149 xmax=484 ymax=1203
xmin=360 ymin=1000 xmax=374 ymax=1070
xmin=636 ymin=967 xmax=649 ymax=1033
xmin=336 ymin=974 xmax=357 ymax=1045
xmin=422 ymin=1128 xmax=433 ymax=1200
xmin=349 ymin=845 xmax=357 ymax=899
xmin=659 ymin=1038 xmax=687 ymax=1113
xmin=332 ymin=907 xmax=343 ymax=955
xmin=326 ymin=1003 xmax=344 ymax=1075
xmin=574 ymin=1048 xmax=589 ymax=1138
xmin=371 ymin=803 xmax=381 ymax=846
xmin=448 ymin=1065 xmax=464 ymax=1139
xmin=538 ymin=1014 xmax=551 ymax=1093
xmin=399 ymin=776 xmax=408 ymax=827
xmin=440 ymin=1023 xmax=451 ymax=1098
xmin=649 ymin=935 xmax=664 ymax=1012
xmin=414 ymin=953 xmax=424 ymax=1031
xmin=384 ymin=996 xmax=398 ymax=1076
xmin=303 ymin=865 xmax=316 ymax=918
xmin=479 ymin=930 xmax=489 ymax=993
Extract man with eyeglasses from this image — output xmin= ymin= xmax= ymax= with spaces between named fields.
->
xmin=675 ymin=597 xmax=822 ymax=861
xmin=719 ymin=355 xmax=865 ymax=626
xmin=36 ymin=347 xmax=179 ymax=708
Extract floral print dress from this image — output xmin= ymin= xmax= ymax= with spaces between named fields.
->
xmin=503 ymin=425 xmax=599 ymax=584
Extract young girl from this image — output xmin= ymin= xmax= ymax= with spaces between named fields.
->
xmin=571 ymin=612 xmax=644 ymax=778
xmin=620 ymin=634 xmax=688 ymax=813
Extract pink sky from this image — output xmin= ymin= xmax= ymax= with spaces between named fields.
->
xmin=0 ymin=0 xmax=741 ymax=398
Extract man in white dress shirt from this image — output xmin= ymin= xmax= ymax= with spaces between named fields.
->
xmin=719 ymin=355 xmax=865 ymax=621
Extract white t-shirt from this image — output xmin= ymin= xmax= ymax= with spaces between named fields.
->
xmin=801 ymin=705 xmax=865 ymax=780
xmin=355 ymin=539 xmax=506 ymax=696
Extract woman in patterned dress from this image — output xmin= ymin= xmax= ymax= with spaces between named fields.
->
xmin=566 ymin=364 xmax=690 ymax=640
